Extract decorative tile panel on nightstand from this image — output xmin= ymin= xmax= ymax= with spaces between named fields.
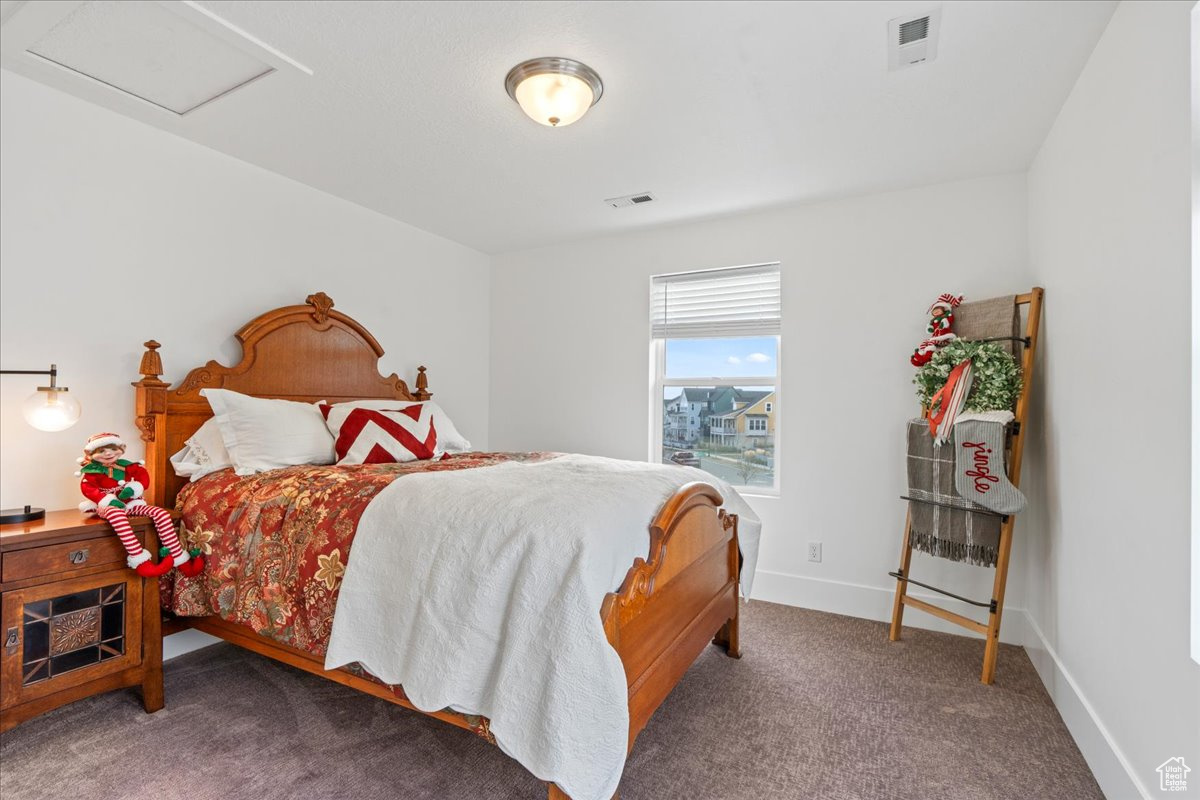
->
xmin=23 ymin=583 xmax=126 ymax=686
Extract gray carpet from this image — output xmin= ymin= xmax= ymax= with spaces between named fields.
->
xmin=0 ymin=602 xmax=1103 ymax=800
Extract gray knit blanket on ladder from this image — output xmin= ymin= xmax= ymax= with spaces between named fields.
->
xmin=906 ymin=419 xmax=1002 ymax=566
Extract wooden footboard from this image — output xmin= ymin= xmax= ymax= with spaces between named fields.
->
xmin=600 ymin=481 xmax=741 ymax=749
xmin=173 ymin=480 xmax=740 ymax=800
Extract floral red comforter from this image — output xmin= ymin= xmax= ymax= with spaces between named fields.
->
xmin=165 ymin=452 xmax=555 ymax=656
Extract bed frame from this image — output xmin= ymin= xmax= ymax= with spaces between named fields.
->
xmin=133 ymin=292 xmax=741 ymax=800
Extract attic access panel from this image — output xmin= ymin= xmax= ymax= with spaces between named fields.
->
xmin=24 ymin=0 xmax=272 ymax=115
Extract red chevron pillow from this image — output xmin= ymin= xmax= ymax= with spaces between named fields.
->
xmin=319 ymin=403 xmax=440 ymax=464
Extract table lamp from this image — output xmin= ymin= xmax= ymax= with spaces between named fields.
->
xmin=1 ymin=364 xmax=81 ymax=523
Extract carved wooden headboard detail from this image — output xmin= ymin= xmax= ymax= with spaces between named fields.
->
xmin=132 ymin=292 xmax=431 ymax=509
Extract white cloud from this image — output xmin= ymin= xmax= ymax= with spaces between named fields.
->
xmin=746 ymin=352 xmax=771 ymax=363
xmin=727 ymin=356 xmax=742 ymax=364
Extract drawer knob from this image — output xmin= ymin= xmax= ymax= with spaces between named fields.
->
xmin=68 ymin=549 xmax=89 ymax=565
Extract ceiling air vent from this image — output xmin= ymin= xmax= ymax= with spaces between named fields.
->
xmin=888 ymin=8 xmax=941 ymax=71
xmin=899 ymin=17 xmax=929 ymax=45
xmin=605 ymin=191 xmax=655 ymax=209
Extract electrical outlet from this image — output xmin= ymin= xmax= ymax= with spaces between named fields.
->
xmin=807 ymin=542 xmax=822 ymax=563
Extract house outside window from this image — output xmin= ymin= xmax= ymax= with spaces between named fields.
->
xmin=651 ymin=263 xmax=781 ymax=493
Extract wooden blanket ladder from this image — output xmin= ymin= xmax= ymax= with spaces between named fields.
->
xmin=888 ymin=287 xmax=1043 ymax=684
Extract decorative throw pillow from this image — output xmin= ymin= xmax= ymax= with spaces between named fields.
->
xmin=321 ymin=403 xmax=441 ymax=464
xmin=169 ymin=418 xmax=234 ymax=481
xmin=169 ymin=445 xmax=202 ymax=479
xmin=201 ymin=389 xmax=336 ymax=475
xmin=325 ymin=399 xmax=471 ymax=453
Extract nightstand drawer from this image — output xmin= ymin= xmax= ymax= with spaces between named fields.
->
xmin=2 ymin=537 xmax=128 ymax=583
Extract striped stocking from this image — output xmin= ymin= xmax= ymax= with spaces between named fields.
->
xmin=125 ymin=502 xmax=206 ymax=578
xmin=95 ymin=504 xmax=167 ymax=577
xmin=95 ymin=504 xmax=148 ymax=560
xmin=95 ymin=503 xmax=194 ymax=577
xmin=125 ymin=503 xmax=184 ymax=559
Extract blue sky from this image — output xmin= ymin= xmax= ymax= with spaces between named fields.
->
xmin=665 ymin=337 xmax=778 ymax=379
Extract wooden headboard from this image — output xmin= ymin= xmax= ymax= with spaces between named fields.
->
xmin=132 ymin=292 xmax=431 ymax=510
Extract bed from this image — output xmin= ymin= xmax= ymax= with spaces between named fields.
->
xmin=133 ymin=293 xmax=750 ymax=800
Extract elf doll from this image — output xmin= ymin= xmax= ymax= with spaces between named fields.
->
xmin=910 ymin=293 xmax=964 ymax=366
xmin=76 ymin=432 xmax=204 ymax=578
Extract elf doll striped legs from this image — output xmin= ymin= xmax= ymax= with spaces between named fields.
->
xmin=127 ymin=502 xmax=205 ymax=577
xmin=94 ymin=503 xmax=204 ymax=577
xmin=95 ymin=504 xmax=173 ymax=577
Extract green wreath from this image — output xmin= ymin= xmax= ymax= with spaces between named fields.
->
xmin=914 ymin=340 xmax=1022 ymax=412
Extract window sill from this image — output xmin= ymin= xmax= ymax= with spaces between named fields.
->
xmin=733 ymin=489 xmax=779 ymax=500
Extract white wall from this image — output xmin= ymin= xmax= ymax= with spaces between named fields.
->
xmin=491 ymin=173 xmax=1033 ymax=642
xmin=0 ymin=70 xmax=492 ymax=517
xmin=1193 ymin=0 xmax=1200 ymax=671
xmin=1026 ymin=2 xmax=1198 ymax=798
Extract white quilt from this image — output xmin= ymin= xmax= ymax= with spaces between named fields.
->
xmin=324 ymin=453 xmax=761 ymax=800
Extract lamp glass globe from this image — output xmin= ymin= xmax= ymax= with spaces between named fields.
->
xmin=22 ymin=390 xmax=81 ymax=432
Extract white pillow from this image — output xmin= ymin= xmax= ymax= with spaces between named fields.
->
xmin=169 ymin=445 xmax=202 ymax=479
xmin=327 ymin=399 xmax=471 ymax=453
xmin=202 ymin=389 xmax=336 ymax=476
xmin=169 ymin=418 xmax=235 ymax=481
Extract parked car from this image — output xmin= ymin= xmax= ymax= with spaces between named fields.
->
xmin=669 ymin=451 xmax=701 ymax=467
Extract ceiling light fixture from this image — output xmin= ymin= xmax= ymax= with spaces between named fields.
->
xmin=505 ymin=57 xmax=603 ymax=128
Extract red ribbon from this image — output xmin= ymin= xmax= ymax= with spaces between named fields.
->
xmin=928 ymin=359 xmax=972 ymax=438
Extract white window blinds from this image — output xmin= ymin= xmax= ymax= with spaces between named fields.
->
xmin=651 ymin=263 xmax=781 ymax=339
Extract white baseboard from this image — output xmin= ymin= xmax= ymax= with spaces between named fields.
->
xmin=163 ymin=629 xmax=221 ymax=661
xmin=1022 ymin=613 xmax=1148 ymax=800
xmin=749 ymin=568 xmax=1026 ymax=644
xmin=750 ymin=569 xmax=1145 ymax=800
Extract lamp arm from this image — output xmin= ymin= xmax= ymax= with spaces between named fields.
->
xmin=0 ymin=365 xmax=63 ymax=391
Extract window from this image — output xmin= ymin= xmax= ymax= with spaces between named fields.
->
xmin=651 ymin=263 xmax=781 ymax=493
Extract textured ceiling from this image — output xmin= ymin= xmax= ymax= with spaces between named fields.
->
xmin=0 ymin=1 xmax=1117 ymax=253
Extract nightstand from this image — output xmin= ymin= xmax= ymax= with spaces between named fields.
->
xmin=0 ymin=510 xmax=164 ymax=731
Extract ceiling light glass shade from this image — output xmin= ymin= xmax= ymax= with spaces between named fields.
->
xmin=506 ymin=57 xmax=603 ymax=128
xmin=22 ymin=389 xmax=81 ymax=432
